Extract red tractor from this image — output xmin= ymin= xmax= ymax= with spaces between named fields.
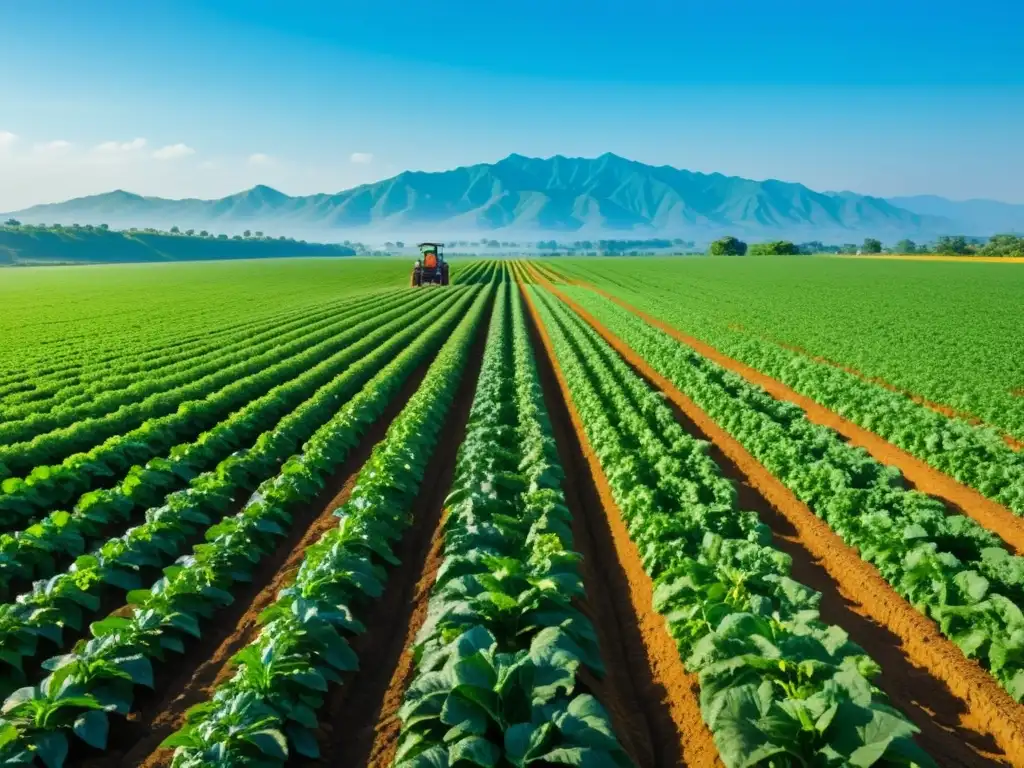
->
xmin=411 ymin=242 xmax=450 ymax=286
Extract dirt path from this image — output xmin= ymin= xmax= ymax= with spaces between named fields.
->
xmin=541 ymin=271 xmax=1024 ymax=556
xmin=298 ymin=317 xmax=490 ymax=768
xmin=101 ymin=360 xmax=435 ymax=768
xmin=520 ymin=281 xmax=723 ymax=768
xmin=524 ymin=267 xmax=1024 ymax=763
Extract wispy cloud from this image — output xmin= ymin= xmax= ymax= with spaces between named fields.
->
xmin=32 ymin=140 xmax=72 ymax=156
xmin=153 ymin=143 xmax=195 ymax=160
xmin=350 ymin=152 xmax=374 ymax=164
xmin=93 ymin=138 xmax=147 ymax=154
xmin=248 ymin=153 xmax=272 ymax=166
xmin=0 ymin=131 xmax=17 ymax=152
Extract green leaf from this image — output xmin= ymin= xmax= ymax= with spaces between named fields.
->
xmin=73 ymin=710 xmax=109 ymax=749
xmin=448 ymin=735 xmax=500 ymax=766
xmin=246 ymin=728 xmax=289 ymax=759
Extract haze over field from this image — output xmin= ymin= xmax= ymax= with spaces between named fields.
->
xmin=7 ymin=153 xmax=1024 ymax=242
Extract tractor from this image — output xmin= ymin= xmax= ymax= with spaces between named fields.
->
xmin=411 ymin=242 xmax=450 ymax=287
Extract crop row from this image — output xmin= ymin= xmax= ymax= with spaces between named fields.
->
xmin=0 ymin=287 xmax=477 ymax=702
xmin=392 ymin=279 xmax=630 ymax=767
xmin=0 ymin=289 xmax=431 ymax=474
xmin=0 ymin=289 xmax=447 ymax=523
xmin=556 ymin=286 xmax=1024 ymax=702
xmin=0 ymin=290 xmax=392 ymax=425
xmin=162 ymin=282 xmax=495 ymax=766
xmin=0 ymin=285 xmax=488 ymax=767
xmin=0 ymin=290 xmax=469 ymax=595
xmin=526 ymin=285 xmax=935 ymax=767
xmin=0 ymin=292 xmax=357 ymax=402
xmin=557 ymin=278 xmax=1024 ymax=518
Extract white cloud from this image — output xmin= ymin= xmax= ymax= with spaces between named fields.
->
xmin=32 ymin=140 xmax=72 ymax=156
xmin=248 ymin=153 xmax=272 ymax=166
xmin=350 ymin=152 xmax=374 ymax=164
xmin=153 ymin=143 xmax=196 ymax=160
xmin=93 ymin=137 xmax=147 ymax=154
xmin=0 ymin=131 xmax=17 ymax=152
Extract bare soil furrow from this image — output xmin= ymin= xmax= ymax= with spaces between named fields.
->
xmin=301 ymin=316 xmax=489 ymax=768
xmin=520 ymin=280 xmax=722 ymax=768
xmin=530 ymin=270 xmax=1024 ymax=764
xmin=562 ymin=276 xmax=1024 ymax=554
xmin=85 ymin=361 xmax=433 ymax=768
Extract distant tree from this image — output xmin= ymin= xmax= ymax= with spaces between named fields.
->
xmin=98 ymin=223 xmax=109 ymax=231
xmin=709 ymin=236 xmax=747 ymax=256
xmin=935 ymin=235 xmax=972 ymax=255
xmin=395 ymin=241 xmax=404 ymax=248
xmin=749 ymin=240 xmax=799 ymax=255
xmin=894 ymin=239 xmax=917 ymax=254
xmin=170 ymin=225 xmax=181 ymax=234
xmin=243 ymin=230 xmax=252 ymax=238
xmin=254 ymin=231 xmax=264 ymax=238
xmin=980 ymin=233 xmax=1024 ymax=257
xmin=185 ymin=229 xmax=195 ymax=236
xmin=84 ymin=224 xmax=94 ymax=232
xmin=233 ymin=234 xmax=243 ymax=240
xmin=3 ymin=218 xmax=20 ymax=227
xmin=861 ymin=238 xmax=883 ymax=254
xmin=217 ymin=234 xmax=228 ymax=240
xmin=384 ymin=241 xmax=395 ymax=249
xmin=199 ymin=230 xmax=209 ymax=237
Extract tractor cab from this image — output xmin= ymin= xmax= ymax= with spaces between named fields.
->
xmin=412 ymin=242 xmax=450 ymax=286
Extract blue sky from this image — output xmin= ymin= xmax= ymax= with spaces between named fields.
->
xmin=1 ymin=0 xmax=1023 ymax=209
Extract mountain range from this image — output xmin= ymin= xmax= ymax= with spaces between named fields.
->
xmin=6 ymin=153 xmax=1022 ymax=242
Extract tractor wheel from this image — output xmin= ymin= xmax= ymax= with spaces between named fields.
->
xmin=441 ymin=267 xmax=450 ymax=286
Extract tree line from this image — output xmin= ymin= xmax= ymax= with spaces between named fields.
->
xmin=709 ymin=234 xmax=1024 ymax=257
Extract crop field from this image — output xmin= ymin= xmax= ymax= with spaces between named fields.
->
xmin=1 ymin=255 xmax=1024 ymax=767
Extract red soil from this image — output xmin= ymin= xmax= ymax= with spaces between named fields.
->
xmin=520 ymin=280 xmax=723 ymax=768
xmin=550 ymin=272 xmax=1024 ymax=556
xmin=525 ymin=266 xmax=1024 ymax=763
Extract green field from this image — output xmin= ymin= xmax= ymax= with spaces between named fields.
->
xmin=0 ymin=258 xmax=413 ymax=375
xmin=550 ymin=255 xmax=1024 ymax=439
xmin=1 ymin=256 xmax=1023 ymax=767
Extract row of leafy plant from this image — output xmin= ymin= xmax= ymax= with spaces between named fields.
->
xmin=0 ymin=287 xmax=477 ymax=700
xmin=0 ymin=290 xmax=466 ymax=595
xmin=391 ymin=279 xmax=630 ymax=767
xmin=0 ymin=289 xmax=390 ymax=426
xmin=0 ymin=285 xmax=487 ymax=767
xmin=0 ymin=288 xmax=354 ymax=407
xmin=556 ymin=286 xmax=1024 ymax=703
xmin=0 ymin=288 xmax=436 ymax=478
xmin=527 ymin=285 xmax=935 ymax=767
xmin=0 ymin=288 xmax=447 ymax=520
xmin=555 ymin=279 xmax=1024 ymax=518
xmin=161 ymin=282 xmax=496 ymax=767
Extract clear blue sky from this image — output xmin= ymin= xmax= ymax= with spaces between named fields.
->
xmin=2 ymin=0 xmax=1023 ymax=209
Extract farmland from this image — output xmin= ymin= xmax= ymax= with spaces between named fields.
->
xmin=1 ymin=255 xmax=1023 ymax=767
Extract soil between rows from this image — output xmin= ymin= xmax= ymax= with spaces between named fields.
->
xmin=557 ymin=274 xmax=1024 ymax=556
xmin=528 ymin=268 xmax=1024 ymax=764
xmin=300 ymin=310 xmax=490 ymax=768
xmin=520 ymin=281 xmax=722 ymax=767
xmin=81 ymin=356 xmax=436 ymax=768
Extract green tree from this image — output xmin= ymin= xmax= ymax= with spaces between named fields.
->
xmin=980 ymin=234 xmax=1024 ymax=257
xmin=98 ymin=223 xmax=109 ymax=231
xmin=862 ymin=238 xmax=883 ymax=254
xmin=935 ymin=235 xmax=971 ymax=255
xmin=199 ymin=230 xmax=209 ymax=237
xmin=3 ymin=218 xmax=21 ymax=227
xmin=749 ymin=240 xmax=799 ymax=255
xmin=185 ymin=229 xmax=195 ymax=236
xmin=170 ymin=225 xmax=180 ymax=234
xmin=243 ymin=230 xmax=252 ymax=238
xmin=894 ymin=239 xmax=917 ymax=254
xmin=709 ymin=236 xmax=748 ymax=256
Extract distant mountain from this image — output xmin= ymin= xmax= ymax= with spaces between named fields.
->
xmin=5 ymin=153 xmax=958 ymax=241
xmin=885 ymin=195 xmax=1024 ymax=236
